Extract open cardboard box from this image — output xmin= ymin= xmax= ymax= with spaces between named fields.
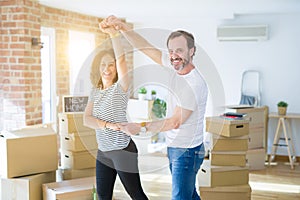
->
xmin=0 ymin=124 xmax=58 ymax=178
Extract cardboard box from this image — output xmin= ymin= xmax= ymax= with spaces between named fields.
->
xmin=1 ymin=171 xmax=56 ymax=200
xmin=226 ymin=106 xmax=265 ymax=129
xmin=246 ymin=148 xmax=266 ymax=170
xmin=210 ymin=151 xmax=247 ymax=167
xmin=206 ymin=117 xmax=249 ymax=137
xmin=248 ymin=127 xmax=264 ymax=149
xmin=210 ymin=133 xmax=248 ymax=151
xmin=198 ymin=160 xmax=249 ymax=187
xmin=60 ymin=131 xmax=97 ymax=152
xmin=0 ymin=125 xmax=58 ymax=178
xmin=57 ymin=167 xmax=96 ymax=180
xmin=61 ymin=150 xmax=96 ymax=170
xmin=43 ymin=176 xmax=96 ymax=200
xmin=59 ymin=113 xmax=93 ymax=134
xmin=199 ymin=184 xmax=251 ymax=200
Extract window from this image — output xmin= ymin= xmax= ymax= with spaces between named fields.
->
xmin=68 ymin=31 xmax=95 ymax=95
xmin=41 ymin=27 xmax=56 ymax=124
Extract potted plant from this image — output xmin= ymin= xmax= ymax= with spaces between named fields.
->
xmin=277 ymin=101 xmax=288 ymax=115
xmin=151 ymin=90 xmax=157 ymax=100
xmin=138 ymin=87 xmax=147 ymax=100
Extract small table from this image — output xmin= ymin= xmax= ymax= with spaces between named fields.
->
xmin=268 ymin=112 xmax=300 ymax=169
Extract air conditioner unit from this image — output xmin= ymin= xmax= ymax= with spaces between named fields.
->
xmin=217 ymin=25 xmax=268 ymax=41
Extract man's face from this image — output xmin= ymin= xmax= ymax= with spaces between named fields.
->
xmin=168 ymin=36 xmax=191 ymax=71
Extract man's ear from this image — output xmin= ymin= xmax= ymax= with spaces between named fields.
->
xmin=189 ymin=46 xmax=195 ymax=57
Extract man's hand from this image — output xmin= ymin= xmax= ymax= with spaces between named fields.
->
xmin=99 ymin=17 xmax=118 ymax=36
xmin=105 ymin=15 xmax=130 ymax=32
xmin=119 ymin=122 xmax=140 ymax=135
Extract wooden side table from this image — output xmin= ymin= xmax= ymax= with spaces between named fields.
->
xmin=268 ymin=112 xmax=300 ymax=169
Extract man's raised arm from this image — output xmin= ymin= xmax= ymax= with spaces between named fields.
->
xmin=102 ymin=15 xmax=163 ymax=65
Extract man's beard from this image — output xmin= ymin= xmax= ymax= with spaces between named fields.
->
xmin=170 ymin=57 xmax=189 ymax=71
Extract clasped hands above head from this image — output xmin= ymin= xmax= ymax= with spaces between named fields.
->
xmin=99 ymin=15 xmax=124 ymax=34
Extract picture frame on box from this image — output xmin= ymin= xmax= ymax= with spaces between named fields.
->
xmin=62 ymin=95 xmax=88 ymax=113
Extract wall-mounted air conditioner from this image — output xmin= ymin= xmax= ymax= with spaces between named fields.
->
xmin=217 ymin=25 xmax=268 ymax=41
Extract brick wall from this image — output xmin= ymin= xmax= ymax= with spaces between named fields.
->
xmin=1 ymin=0 xmax=42 ymax=129
xmin=0 ymin=1 xmax=133 ymax=130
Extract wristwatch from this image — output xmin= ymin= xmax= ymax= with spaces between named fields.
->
xmin=140 ymin=122 xmax=147 ymax=133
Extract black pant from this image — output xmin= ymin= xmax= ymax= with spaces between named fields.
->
xmin=96 ymin=140 xmax=148 ymax=200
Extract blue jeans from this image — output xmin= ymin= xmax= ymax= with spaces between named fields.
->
xmin=167 ymin=143 xmax=205 ymax=200
xmin=96 ymin=140 xmax=148 ymax=200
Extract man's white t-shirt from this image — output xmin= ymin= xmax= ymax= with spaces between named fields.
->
xmin=162 ymin=54 xmax=208 ymax=148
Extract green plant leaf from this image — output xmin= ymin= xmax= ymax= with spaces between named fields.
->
xmin=138 ymin=87 xmax=147 ymax=94
xmin=152 ymin=98 xmax=166 ymax=118
xmin=277 ymin=101 xmax=288 ymax=107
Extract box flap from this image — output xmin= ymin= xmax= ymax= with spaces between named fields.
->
xmin=206 ymin=116 xmax=249 ymax=125
xmin=58 ymin=113 xmax=84 ymax=119
xmin=5 ymin=124 xmax=56 ymax=138
xmin=200 ymin=159 xmax=249 ymax=172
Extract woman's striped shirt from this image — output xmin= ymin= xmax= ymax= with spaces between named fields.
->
xmin=89 ymin=82 xmax=130 ymax=152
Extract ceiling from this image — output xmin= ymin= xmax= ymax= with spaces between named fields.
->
xmin=39 ymin=0 xmax=300 ymax=23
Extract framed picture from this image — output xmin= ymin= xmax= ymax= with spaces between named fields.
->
xmin=62 ymin=95 xmax=89 ymax=113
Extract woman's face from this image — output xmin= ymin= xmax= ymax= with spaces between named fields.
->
xmin=99 ymin=54 xmax=117 ymax=85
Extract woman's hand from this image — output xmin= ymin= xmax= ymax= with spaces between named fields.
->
xmin=99 ymin=17 xmax=119 ymax=37
xmin=106 ymin=122 xmax=121 ymax=131
xmin=118 ymin=122 xmax=140 ymax=135
xmin=99 ymin=15 xmax=129 ymax=34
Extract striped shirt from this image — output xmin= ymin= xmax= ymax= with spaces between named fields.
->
xmin=88 ymin=82 xmax=130 ymax=152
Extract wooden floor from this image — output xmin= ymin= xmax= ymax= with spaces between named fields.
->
xmin=112 ymin=155 xmax=300 ymax=200
xmin=250 ymin=162 xmax=300 ymax=200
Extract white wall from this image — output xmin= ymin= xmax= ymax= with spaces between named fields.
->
xmin=132 ymin=13 xmax=300 ymax=156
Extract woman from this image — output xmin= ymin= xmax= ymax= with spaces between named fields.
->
xmin=83 ymin=26 xmax=148 ymax=200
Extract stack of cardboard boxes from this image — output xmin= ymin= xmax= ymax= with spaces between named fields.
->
xmin=43 ymin=113 xmax=98 ymax=200
xmin=226 ymin=106 xmax=267 ymax=170
xmin=58 ymin=113 xmax=97 ymax=180
xmin=0 ymin=125 xmax=58 ymax=200
xmin=198 ymin=116 xmax=251 ymax=200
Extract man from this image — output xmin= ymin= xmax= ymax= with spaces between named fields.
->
xmin=100 ymin=16 xmax=208 ymax=200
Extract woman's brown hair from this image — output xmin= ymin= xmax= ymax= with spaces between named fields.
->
xmin=90 ymin=48 xmax=118 ymax=89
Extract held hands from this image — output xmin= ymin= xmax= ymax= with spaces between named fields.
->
xmin=98 ymin=15 xmax=127 ymax=35
xmin=119 ymin=122 xmax=141 ymax=135
xmin=99 ymin=18 xmax=118 ymax=36
xmin=107 ymin=122 xmax=140 ymax=135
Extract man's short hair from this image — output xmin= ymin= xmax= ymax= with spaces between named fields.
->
xmin=167 ymin=30 xmax=196 ymax=57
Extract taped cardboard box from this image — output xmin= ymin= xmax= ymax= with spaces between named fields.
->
xmin=61 ymin=150 xmax=97 ymax=170
xmin=58 ymin=113 xmax=93 ymax=134
xmin=210 ymin=133 xmax=248 ymax=151
xmin=246 ymin=148 xmax=266 ymax=170
xmin=226 ymin=106 xmax=265 ymax=129
xmin=199 ymin=184 xmax=251 ymax=200
xmin=198 ymin=160 xmax=249 ymax=187
xmin=206 ymin=117 xmax=249 ymax=137
xmin=1 ymin=171 xmax=56 ymax=200
xmin=43 ymin=176 xmax=96 ymax=200
xmin=210 ymin=151 xmax=247 ymax=167
xmin=0 ymin=125 xmax=58 ymax=178
xmin=60 ymin=131 xmax=97 ymax=152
